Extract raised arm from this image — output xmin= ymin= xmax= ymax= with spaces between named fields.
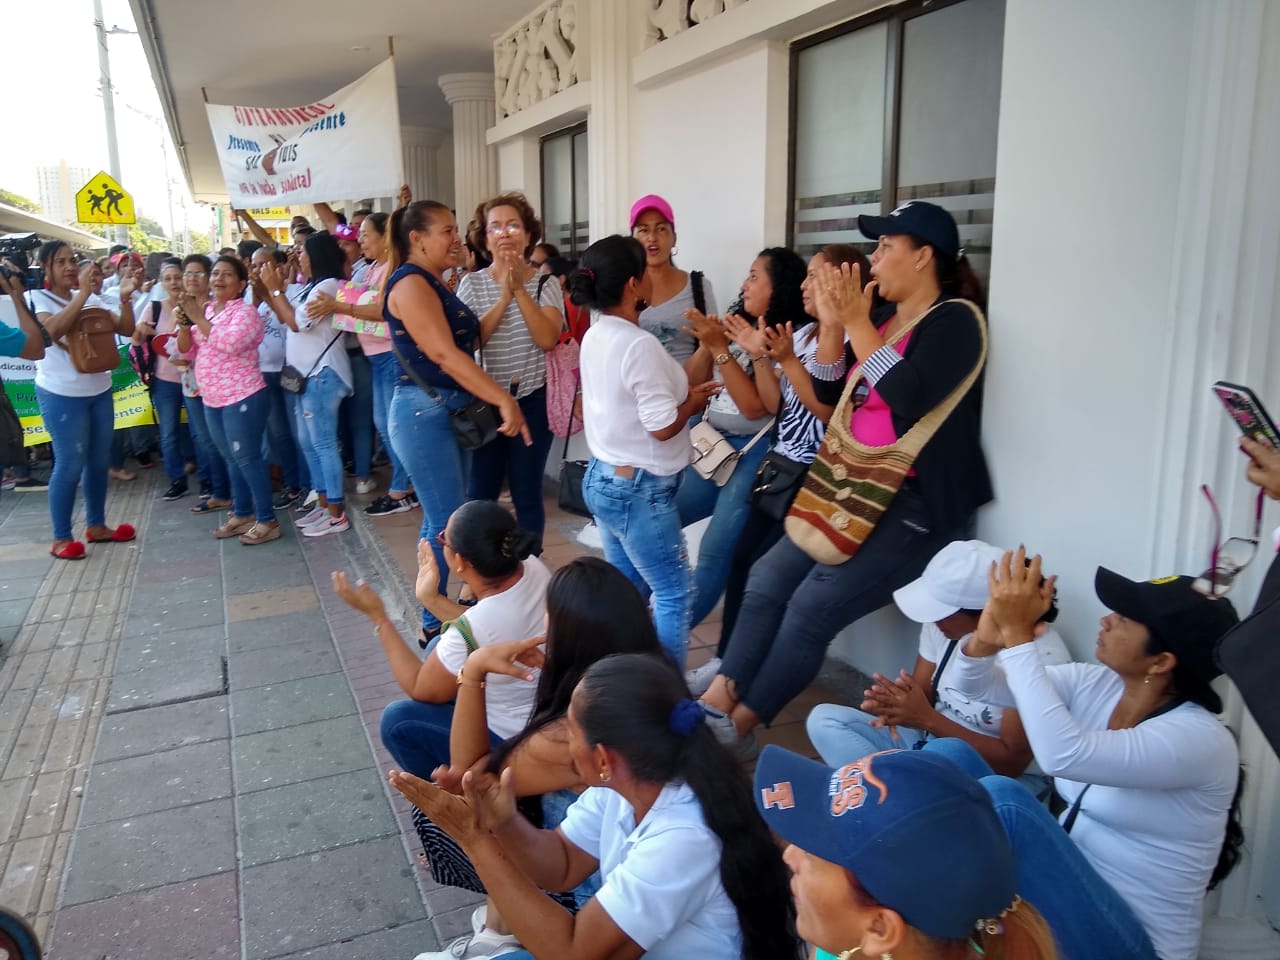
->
xmin=233 ymin=209 xmax=277 ymax=249
xmin=0 ymin=270 xmax=46 ymax=360
xmin=37 ymin=262 xmax=95 ymax=341
xmin=686 ymin=310 xmax=768 ymax=419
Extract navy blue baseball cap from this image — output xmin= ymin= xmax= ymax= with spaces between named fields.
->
xmin=754 ymin=745 xmax=1016 ymax=940
xmin=858 ymin=201 xmax=960 ymax=258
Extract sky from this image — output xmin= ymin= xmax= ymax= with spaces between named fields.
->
xmin=5 ymin=0 xmax=210 ymax=236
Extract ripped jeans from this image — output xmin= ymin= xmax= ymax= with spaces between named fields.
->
xmin=582 ymin=459 xmax=691 ymax=664
xmin=204 ymin=387 xmax=275 ymax=524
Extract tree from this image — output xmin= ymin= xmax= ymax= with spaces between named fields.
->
xmin=126 ymin=224 xmax=168 ymax=255
xmin=0 ymin=189 xmax=40 ymax=213
xmin=137 ymin=214 xmax=168 ymax=240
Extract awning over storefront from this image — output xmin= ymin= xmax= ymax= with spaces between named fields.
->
xmin=0 ymin=204 xmax=108 ymax=253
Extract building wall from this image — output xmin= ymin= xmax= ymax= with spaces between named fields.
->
xmin=36 ymin=162 xmax=92 ymax=225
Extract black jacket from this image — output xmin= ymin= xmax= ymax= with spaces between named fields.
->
xmin=812 ymin=298 xmax=993 ymax=534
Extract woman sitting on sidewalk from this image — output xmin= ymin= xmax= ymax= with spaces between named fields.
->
xmin=332 ymin=500 xmax=549 ymax=780
xmin=806 ymin=539 xmax=1070 ymax=800
xmin=409 ymin=557 xmax=668 ymax=960
xmin=935 ymin=549 xmax=1243 ymax=960
xmin=390 ymin=653 xmax=799 ymax=960
xmin=753 ymin=744 xmax=1057 ymax=960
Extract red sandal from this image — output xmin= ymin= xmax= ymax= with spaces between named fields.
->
xmin=50 ymin=540 xmax=87 ymax=560
xmin=86 ymin=523 xmax=136 ymax=544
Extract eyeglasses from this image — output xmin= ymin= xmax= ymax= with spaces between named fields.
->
xmin=487 ymin=223 xmax=522 ymax=236
xmin=1193 ymin=485 xmax=1264 ymax=597
xmin=435 ymin=530 xmax=452 ymax=551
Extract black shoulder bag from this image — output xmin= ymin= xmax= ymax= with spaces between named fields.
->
xmin=387 ymin=337 xmax=500 ymax=451
xmin=279 ymin=284 xmax=341 ymax=395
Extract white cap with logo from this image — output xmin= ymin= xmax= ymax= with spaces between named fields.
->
xmin=892 ymin=540 xmax=1006 ymax=624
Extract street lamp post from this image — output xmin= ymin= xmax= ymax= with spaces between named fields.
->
xmin=93 ymin=0 xmax=130 ymax=247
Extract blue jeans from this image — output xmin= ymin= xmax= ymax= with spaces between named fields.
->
xmin=582 ymin=458 xmax=691 ymax=664
xmin=723 ymin=489 xmax=949 ymax=724
xmin=340 ymin=349 xmax=374 ymax=478
xmin=390 ymin=382 xmax=470 ymax=632
xmin=676 ymin=432 xmax=771 ymax=627
xmin=183 ymin=394 xmax=230 ymax=499
xmin=261 ymin=371 xmax=300 ymax=490
xmin=806 ymin=704 xmax=1053 ymax=802
xmin=368 ymin=352 xmax=410 ymax=495
xmin=922 ymin=739 xmax=1158 ymax=960
xmin=35 ymin=385 xmax=114 ymax=541
xmin=152 ymin=378 xmax=190 ymax=482
xmin=469 ymin=386 xmax=554 ymax=553
xmin=295 ymin=366 xmax=352 ymax=507
xmin=282 ymin=389 xmax=310 ymax=491
xmin=204 ymin=388 xmax=275 ymax=523
xmin=380 ymin=699 xmax=501 ymax=780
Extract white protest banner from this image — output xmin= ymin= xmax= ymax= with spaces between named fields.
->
xmin=205 ymin=58 xmax=404 ymax=206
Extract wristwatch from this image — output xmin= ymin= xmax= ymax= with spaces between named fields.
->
xmin=271 ymin=289 xmax=282 ymax=299
xmin=713 ymin=352 xmax=732 ymax=366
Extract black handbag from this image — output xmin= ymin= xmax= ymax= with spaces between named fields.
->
xmin=749 ymin=450 xmax=809 ymax=521
xmin=280 ymin=331 xmax=342 ymax=395
xmin=388 ymin=337 xmax=500 ymax=450
xmin=0 ymin=376 xmax=24 ymax=466
xmin=555 ymin=381 xmax=590 ymax=517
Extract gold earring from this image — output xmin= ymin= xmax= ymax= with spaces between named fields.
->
xmin=1143 ymin=675 xmax=1151 ymax=685
xmin=599 ymin=768 xmax=609 ymax=782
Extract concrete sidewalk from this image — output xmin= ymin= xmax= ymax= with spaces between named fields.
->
xmin=1 ymin=469 xmax=853 ymax=960
xmin=0 ymin=474 xmax=447 ymax=960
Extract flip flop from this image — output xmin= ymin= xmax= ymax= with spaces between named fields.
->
xmin=51 ymin=540 xmax=86 ymax=560
xmin=191 ymin=499 xmax=231 ymax=514
xmin=86 ymin=524 xmax=136 ymax=544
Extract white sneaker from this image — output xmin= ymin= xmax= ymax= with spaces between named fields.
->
xmin=412 ymin=926 xmax=521 ymax=960
xmin=685 ymin=657 xmax=722 ymax=697
xmin=355 ymin=477 xmax=377 ymax=495
xmin=295 ymin=506 xmax=328 ymax=527
xmin=702 ymin=704 xmax=759 ymax=762
xmin=302 ymin=512 xmax=350 ymax=537
xmin=471 ymin=905 xmax=486 ymax=936
xmin=302 ymin=488 xmax=319 ymax=508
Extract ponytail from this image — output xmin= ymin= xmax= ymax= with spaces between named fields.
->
xmin=855 ymin=886 xmax=1056 ymax=960
xmin=933 ymin=248 xmax=987 ymax=312
xmin=1210 ymin=768 xmax=1246 ymax=890
xmin=577 ymin=655 xmax=800 ymax=960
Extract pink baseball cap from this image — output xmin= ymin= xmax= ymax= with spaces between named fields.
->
xmin=629 ymin=194 xmax=675 ymax=231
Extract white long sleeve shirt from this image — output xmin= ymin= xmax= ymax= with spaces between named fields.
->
xmin=949 ymin=643 xmax=1238 ymax=960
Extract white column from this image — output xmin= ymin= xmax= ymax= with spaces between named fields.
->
xmin=438 ymin=73 xmax=499 ymax=222
xmin=583 ymin=0 xmax=646 ymax=238
xmin=401 ymin=125 xmax=446 ymax=205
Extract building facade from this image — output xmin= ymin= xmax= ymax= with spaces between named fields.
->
xmin=35 ymin=161 xmax=93 ymax=225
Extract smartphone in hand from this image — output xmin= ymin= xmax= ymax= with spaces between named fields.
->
xmin=1213 ymin=381 xmax=1280 ymax=448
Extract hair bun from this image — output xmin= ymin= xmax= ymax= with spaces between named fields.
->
xmin=567 ymin=266 xmax=596 ymax=307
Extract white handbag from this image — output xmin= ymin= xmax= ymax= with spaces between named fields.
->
xmin=690 ymin=417 xmax=775 ymax=487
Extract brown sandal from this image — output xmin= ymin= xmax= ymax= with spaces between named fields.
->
xmin=238 ymin=521 xmax=281 ymax=545
xmin=213 ymin=515 xmax=255 ymax=539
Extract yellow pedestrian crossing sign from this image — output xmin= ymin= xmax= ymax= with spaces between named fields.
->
xmin=76 ymin=172 xmax=136 ymax=225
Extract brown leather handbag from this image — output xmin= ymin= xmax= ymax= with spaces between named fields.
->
xmin=62 ymin=307 xmax=121 ymax=374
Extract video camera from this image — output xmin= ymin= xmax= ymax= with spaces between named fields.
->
xmin=0 ymin=233 xmax=44 ymax=290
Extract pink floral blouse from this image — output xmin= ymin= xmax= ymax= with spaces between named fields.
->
xmin=192 ymin=298 xmax=266 ymax=408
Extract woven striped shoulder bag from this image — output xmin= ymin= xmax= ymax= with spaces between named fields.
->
xmin=784 ymin=299 xmax=987 ymax=565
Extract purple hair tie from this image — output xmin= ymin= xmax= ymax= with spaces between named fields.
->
xmin=669 ymin=698 xmax=705 ymax=736
xmin=579 ymin=267 xmax=595 ymax=280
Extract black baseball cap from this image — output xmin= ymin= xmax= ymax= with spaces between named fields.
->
xmin=1094 ymin=568 xmax=1239 ymax=684
xmin=858 ymin=201 xmax=960 ymax=258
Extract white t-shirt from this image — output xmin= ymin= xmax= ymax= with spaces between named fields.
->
xmin=921 ymin=623 xmax=1070 ymax=741
xmin=559 ymin=783 xmax=742 ymax=960
xmin=284 ymin=279 xmax=351 ymax=388
xmin=580 ymin=314 xmax=692 ymax=477
xmin=257 ymin=301 xmax=287 ymax=373
xmin=30 ymin=290 xmax=114 ymax=397
xmin=949 ymin=644 xmax=1239 ymax=960
xmin=432 ymin=557 xmax=550 ymax=740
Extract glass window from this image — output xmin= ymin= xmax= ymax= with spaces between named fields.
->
xmin=790 ymin=0 xmax=1005 ymax=281
xmin=540 ymin=122 xmax=589 ymax=257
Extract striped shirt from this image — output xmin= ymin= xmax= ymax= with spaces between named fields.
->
xmin=771 ymin=324 xmax=829 ymax=464
xmin=456 ymin=269 xmax=563 ymax=400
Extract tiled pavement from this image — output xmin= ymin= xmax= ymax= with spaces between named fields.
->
xmin=1 ymin=468 xmax=856 ymax=960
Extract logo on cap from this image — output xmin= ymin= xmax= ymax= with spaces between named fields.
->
xmin=828 ymin=753 xmax=891 ymax=816
xmin=889 ymin=202 xmax=914 ymax=218
xmin=759 ymin=781 xmax=795 ymax=811
xmin=1148 ymin=575 xmax=1180 ymax=585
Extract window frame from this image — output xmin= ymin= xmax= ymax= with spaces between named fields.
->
xmin=785 ymin=0 xmax=975 ymax=250
xmin=539 ymin=120 xmax=589 ymax=258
